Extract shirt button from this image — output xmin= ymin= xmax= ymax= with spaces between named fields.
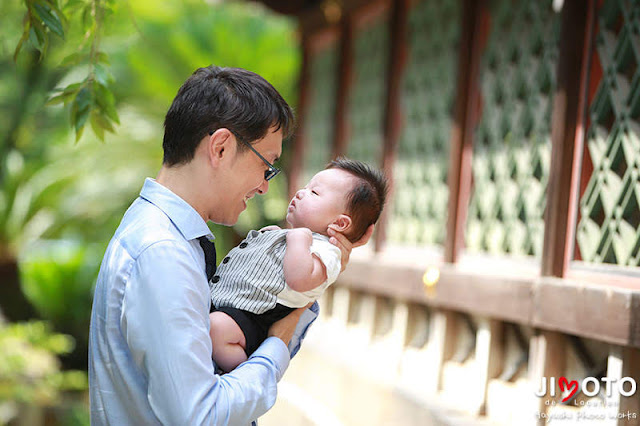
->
xmin=239 ymin=242 xmax=248 ymax=249
xmin=212 ymin=276 xmax=220 ymax=283
xmin=222 ymin=257 xmax=230 ymax=264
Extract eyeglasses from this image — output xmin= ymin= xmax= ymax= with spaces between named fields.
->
xmin=239 ymin=139 xmax=281 ymax=181
xmin=209 ymin=131 xmax=281 ymax=181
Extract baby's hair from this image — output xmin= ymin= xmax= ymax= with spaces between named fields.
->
xmin=326 ymin=157 xmax=388 ymax=242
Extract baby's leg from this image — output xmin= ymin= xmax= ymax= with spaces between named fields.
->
xmin=209 ymin=311 xmax=248 ymax=372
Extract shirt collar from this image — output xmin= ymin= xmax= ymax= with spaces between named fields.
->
xmin=139 ymin=178 xmax=214 ymax=242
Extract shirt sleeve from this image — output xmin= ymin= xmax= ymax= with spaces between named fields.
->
xmin=309 ymin=239 xmax=341 ymax=285
xmin=121 ymin=240 xmax=290 ymax=425
xmin=287 ymin=301 xmax=320 ymax=358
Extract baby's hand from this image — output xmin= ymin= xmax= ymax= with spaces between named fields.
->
xmin=259 ymin=225 xmax=281 ymax=232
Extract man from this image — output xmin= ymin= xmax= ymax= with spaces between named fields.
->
xmin=88 ymin=65 xmax=372 ymax=425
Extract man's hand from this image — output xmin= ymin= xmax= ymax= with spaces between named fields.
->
xmin=268 ymin=303 xmax=312 ymax=347
xmin=327 ymin=224 xmax=374 ymax=271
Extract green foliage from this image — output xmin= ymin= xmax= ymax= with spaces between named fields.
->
xmin=19 ymin=240 xmax=101 ymax=369
xmin=15 ymin=0 xmax=120 ymax=142
xmin=0 ymin=321 xmax=86 ymax=425
xmin=58 ymin=402 xmax=91 ymax=426
xmin=11 ymin=0 xmax=299 ymax=144
xmin=14 ymin=0 xmax=68 ymax=61
xmin=0 ymin=150 xmax=77 ymax=258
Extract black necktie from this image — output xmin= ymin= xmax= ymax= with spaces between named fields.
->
xmin=198 ymin=237 xmax=217 ymax=281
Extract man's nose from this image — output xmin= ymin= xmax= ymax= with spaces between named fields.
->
xmin=257 ymin=179 xmax=269 ymax=195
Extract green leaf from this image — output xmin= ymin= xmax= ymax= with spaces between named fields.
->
xmin=33 ymin=2 xmax=65 ymax=38
xmin=94 ymin=83 xmax=119 ymax=124
xmin=92 ymin=109 xmax=115 ymax=133
xmin=29 ymin=23 xmax=46 ymax=51
xmin=42 ymin=0 xmax=69 ymax=27
xmin=46 ymin=91 xmax=75 ymax=106
xmin=13 ymin=26 xmax=31 ymax=62
xmin=72 ymin=98 xmax=90 ymax=142
xmin=90 ymin=112 xmax=105 ymax=141
xmin=74 ymin=104 xmax=91 ymax=132
xmin=70 ymin=97 xmax=78 ymax=127
xmin=75 ymin=86 xmax=91 ymax=111
xmin=61 ymin=82 xmax=83 ymax=94
xmin=60 ymin=52 xmax=82 ymax=67
xmin=74 ymin=125 xmax=85 ymax=143
xmin=69 ymin=92 xmax=90 ymax=137
xmin=93 ymin=63 xmax=113 ymax=86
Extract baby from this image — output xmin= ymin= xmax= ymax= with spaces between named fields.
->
xmin=209 ymin=157 xmax=388 ymax=371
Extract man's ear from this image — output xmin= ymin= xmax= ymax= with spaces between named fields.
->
xmin=329 ymin=215 xmax=352 ymax=234
xmin=208 ymin=128 xmax=235 ymax=165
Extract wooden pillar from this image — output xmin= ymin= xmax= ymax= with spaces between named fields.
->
xmin=374 ymin=0 xmax=410 ymax=252
xmin=331 ymin=17 xmax=354 ymax=159
xmin=429 ymin=309 xmax=458 ymax=393
xmin=528 ymin=331 xmax=566 ymax=426
xmin=444 ymin=0 xmax=489 ymax=263
xmin=541 ymin=0 xmax=594 ymax=277
xmin=288 ymin=35 xmax=312 ymax=200
xmin=475 ymin=318 xmax=504 ymax=415
xmin=607 ymin=346 xmax=640 ymax=426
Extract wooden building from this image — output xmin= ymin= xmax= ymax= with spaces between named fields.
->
xmin=258 ymin=0 xmax=640 ymax=424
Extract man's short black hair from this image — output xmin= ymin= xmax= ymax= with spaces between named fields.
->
xmin=327 ymin=157 xmax=388 ymax=243
xmin=162 ymin=65 xmax=295 ymax=166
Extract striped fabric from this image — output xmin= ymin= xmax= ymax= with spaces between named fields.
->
xmin=210 ymin=229 xmax=340 ymax=314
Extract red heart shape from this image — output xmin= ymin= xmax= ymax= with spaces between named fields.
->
xmin=559 ymin=377 xmax=578 ymax=402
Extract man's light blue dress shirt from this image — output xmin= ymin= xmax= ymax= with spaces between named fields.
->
xmin=89 ymin=178 xmax=317 ymax=425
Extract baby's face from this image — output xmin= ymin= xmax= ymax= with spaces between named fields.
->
xmin=286 ymin=168 xmax=354 ymax=235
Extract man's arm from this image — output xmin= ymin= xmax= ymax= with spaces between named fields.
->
xmin=283 ymin=228 xmax=328 ymax=292
xmin=122 ymin=240 xmax=290 ymax=425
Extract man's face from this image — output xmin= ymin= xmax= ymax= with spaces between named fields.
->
xmin=214 ymin=127 xmax=283 ymax=225
xmin=286 ymin=168 xmax=355 ymax=234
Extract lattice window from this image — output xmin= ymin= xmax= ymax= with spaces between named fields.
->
xmin=388 ymin=0 xmax=460 ymax=247
xmin=576 ymin=0 xmax=640 ymax=267
xmin=303 ymin=45 xmax=339 ymax=182
xmin=465 ymin=0 xmax=560 ymax=257
xmin=347 ymin=13 xmax=388 ymax=165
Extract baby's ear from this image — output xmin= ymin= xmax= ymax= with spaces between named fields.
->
xmin=329 ymin=214 xmax=352 ymax=233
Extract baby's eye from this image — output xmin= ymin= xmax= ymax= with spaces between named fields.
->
xmin=311 ymin=190 xmax=318 ymax=195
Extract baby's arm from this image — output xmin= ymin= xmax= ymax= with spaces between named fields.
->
xmin=283 ymin=228 xmax=328 ymax=292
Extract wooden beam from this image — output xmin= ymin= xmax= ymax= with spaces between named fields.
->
xmin=336 ymin=250 xmax=640 ymax=347
xmin=541 ymin=0 xmax=593 ymax=277
xmin=374 ymin=0 xmax=410 ymax=252
xmin=444 ymin=0 xmax=489 ymax=263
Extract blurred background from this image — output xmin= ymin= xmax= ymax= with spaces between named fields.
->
xmin=1 ymin=0 xmax=299 ymax=424
xmin=3 ymin=0 xmax=640 ymax=425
